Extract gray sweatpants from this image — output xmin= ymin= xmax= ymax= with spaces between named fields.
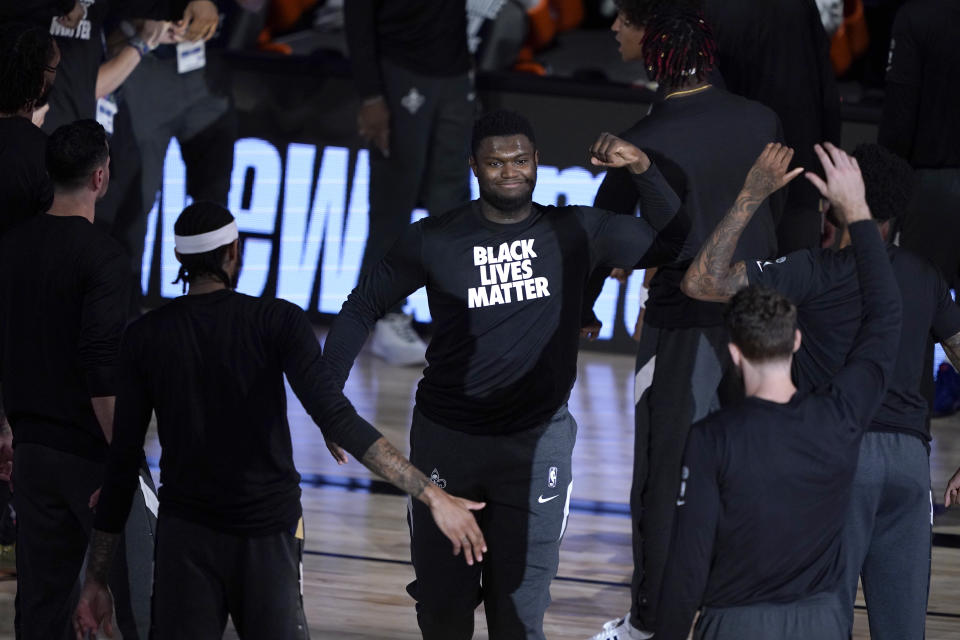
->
xmin=695 ymin=592 xmax=847 ymax=640
xmin=406 ymin=405 xmax=577 ymax=640
xmin=839 ymin=431 xmax=931 ymax=640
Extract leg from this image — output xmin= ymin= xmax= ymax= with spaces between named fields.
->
xmin=633 ymin=327 xmax=731 ymax=631
xmin=13 ymin=445 xmax=98 ymax=640
xmin=150 ymin=515 xmax=230 ymax=640
xmin=482 ymin=407 xmax=577 ymax=640
xmin=901 ymin=168 xmax=960 ymax=290
xmin=229 ymin=520 xmax=310 ymax=639
xmin=180 ymin=109 xmax=237 ymax=206
xmin=837 ymin=433 xmax=884 ymax=635
xmin=110 ymin=464 xmax=158 ymax=640
xmin=407 ymin=409 xmax=483 ymax=639
xmin=420 ymin=73 xmax=474 ymax=218
xmin=860 ymin=433 xmax=931 ymax=640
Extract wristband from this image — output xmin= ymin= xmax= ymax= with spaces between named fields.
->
xmin=127 ymin=36 xmax=151 ymax=58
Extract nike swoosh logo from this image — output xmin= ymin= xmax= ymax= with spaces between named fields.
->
xmin=538 ymin=494 xmax=559 ymax=504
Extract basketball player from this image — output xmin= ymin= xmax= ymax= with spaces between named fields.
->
xmin=72 ymin=201 xmax=487 ymax=640
xmin=682 ymin=142 xmax=960 ymax=639
xmin=320 ymin=109 xmax=684 ymax=639
xmin=657 ymin=142 xmax=901 ymax=639
xmin=587 ymin=6 xmax=784 ymax=638
xmin=0 ymin=120 xmax=155 ymax=639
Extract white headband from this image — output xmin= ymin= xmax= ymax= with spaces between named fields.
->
xmin=174 ymin=221 xmax=239 ymax=255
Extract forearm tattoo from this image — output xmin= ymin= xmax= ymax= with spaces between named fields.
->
xmin=683 ymin=189 xmax=764 ymax=301
xmin=361 ymin=437 xmax=429 ymax=500
xmin=944 ymin=332 xmax=960 ymax=374
xmin=86 ymin=530 xmax=120 ymax=585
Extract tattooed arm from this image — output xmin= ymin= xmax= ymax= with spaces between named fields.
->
xmin=361 ymin=437 xmax=487 ymax=564
xmin=682 ymin=143 xmax=804 ymax=302
xmin=73 ymin=530 xmax=120 ymax=639
xmin=943 ymin=332 xmax=960 ymax=374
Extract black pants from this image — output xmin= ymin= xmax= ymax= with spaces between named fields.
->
xmin=900 ymin=167 xmax=960 ymax=291
xmin=694 ymin=591 xmax=846 ymax=640
xmin=407 ymin=406 xmax=577 ymax=640
xmin=13 ymin=443 xmax=156 ymax=640
xmin=151 ymin=513 xmax=309 ymax=640
xmin=360 ymin=59 xmax=474 ymax=306
xmin=629 ymin=325 xmax=742 ymax=631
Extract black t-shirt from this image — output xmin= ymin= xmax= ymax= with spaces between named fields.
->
xmin=0 ymin=214 xmax=129 ymax=461
xmin=879 ymin=0 xmax=960 ymax=168
xmin=591 ymin=87 xmax=783 ymax=329
xmin=747 ymin=244 xmax=960 ymax=440
xmin=0 ymin=117 xmax=52 ymax=237
xmin=94 ymin=290 xmax=383 ymax=535
xmin=323 ymin=167 xmax=681 ymax=434
xmin=656 ymin=221 xmax=902 ymax=639
xmin=703 ymin=0 xmax=842 ymax=214
xmin=344 ymin=0 xmax=470 ymax=99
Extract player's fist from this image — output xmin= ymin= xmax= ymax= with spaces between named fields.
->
xmin=589 ymin=132 xmax=650 ymax=174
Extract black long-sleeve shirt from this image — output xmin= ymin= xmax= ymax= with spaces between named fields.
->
xmin=879 ymin=0 xmax=960 ymax=168
xmin=0 ymin=117 xmax=52 ymax=237
xmin=747 ymin=244 xmax=960 ymax=441
xmin=323 ymin=166 xmax=681 ymax=434
xmin=0 ymin=214 xmax=129 ymax=461
xmin=704 ymin=0 xmax=842 ymax=215
xmin=589 ymin=87 xmax=783 ymax=329
xmin=94 ymin=290 xmax=383 ymax=535
xmin=344 ymin=0 xmax=470 ymax=99
xmin=655 ymin=221 xmax=902 ymax=639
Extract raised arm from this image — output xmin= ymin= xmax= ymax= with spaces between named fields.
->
xmin=806 ymin=143 xmax=902 ymax=424
xmin=681 ymin=143 xmax=803 ymax=302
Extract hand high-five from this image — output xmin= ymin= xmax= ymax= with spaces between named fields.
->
xmin=181 ymin=0 xmax=219 ymax=42
xmin=743 ymin=143 xmax=804 ymax=200
xmin=805 ymin=143 xmax=870 ymax=225
xmin=589 ymin=132 xmax=651 ymax=174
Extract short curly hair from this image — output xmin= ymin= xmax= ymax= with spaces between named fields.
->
xmin=725 ymin=286 xmax=798 ymax=362
xmin=851 ymin=143 xmax=914 ymax=234
xmin=0 ymin=22 xmax=56 ymax=114
xmin=471 ymin=109 xmax=537 ymax=158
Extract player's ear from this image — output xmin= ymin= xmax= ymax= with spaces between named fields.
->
xmin=727 ymin=342 xmax=742 ymax=369
xmin=793 ymin=329 xmax=802 ymax=354
xmin=469 ymin=155 xmax=478 ymax=177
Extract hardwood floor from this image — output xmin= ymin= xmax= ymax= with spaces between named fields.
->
xmin=2 ymin=331 xmax=960 ymax=638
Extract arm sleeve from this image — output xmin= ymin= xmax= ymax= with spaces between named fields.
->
xmin=828 ymin=221 xmax=902 ymax=425
xmin=344 ymin=0 xmax=383 ymax=99
xmin=745 ymin=249 xmax=819 ymax=305
xmin=813 ymin=2 xmax=842 ymax=145
xmin=94 ymin=330 xmax=153 ymax=533
xmin=322 ymin=221 xmax=429 ymax=389
xmin=931 ymin=272 xmax=960 ymax=342
xmin=278 ymin=304 xmax=382 ymax=459
xmin=878 ymin=11 xmax=921 ymax=160
xmin=656 ymin=424 xmax=720 ymax=640
xmin=80 ymin=247 xmax=130 ymax=397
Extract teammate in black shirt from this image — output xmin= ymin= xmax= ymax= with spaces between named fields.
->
xmin=682 ymin=142 xmax=960 ymax=639
xmin=588 ymin=7 xmax=783 ymax=639
xmin=657 ymin=143 xmax=902 ymax=640
xmin=72 ymin=202 xmax=487 ymax=639
xmin=0 ymin=23 xmax=57 ymax=238
xmin=0 ymin=120 xmax=156 ymax=639
xmin=321 ymin=109 xmax=682 ymax=639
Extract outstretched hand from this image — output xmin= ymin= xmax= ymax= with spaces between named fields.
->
xmin=181 ymin=0 xmax=219 ymax=42
xmin=743 ymin=143 xmax=804 ymax=199
xmin=73 ymin=580 xmax=115 ymax=639
xmin=589 ymin=133 xmax=650 ymax=174
xmin=805 ymin=143 xmax=870 ymax=225
xmin=945 ymin=466 xmax=960 ymax=508
xmin=423 ymin=484 xmax=487 ymax=566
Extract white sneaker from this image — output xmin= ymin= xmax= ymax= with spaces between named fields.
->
xmin=589 ymin=615 xmax=654 ymax=640
xmin=370 ymin=313 xmax=427 ymax=366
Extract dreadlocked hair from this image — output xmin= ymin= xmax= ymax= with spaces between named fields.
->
xmin=172 ymin=202 xmax=236 ymax=293
xmin=0 ymin=23 xmax=55 ymax=114
xmin=640 ymin=7 xmax=716 ymax=89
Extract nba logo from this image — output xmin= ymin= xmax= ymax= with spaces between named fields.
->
xmin=548 ymin=466 xmax=558 ymax=488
